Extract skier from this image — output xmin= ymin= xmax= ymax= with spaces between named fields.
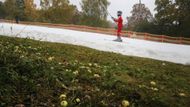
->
xmin=112 ymin=11 xmax=123 ymax=42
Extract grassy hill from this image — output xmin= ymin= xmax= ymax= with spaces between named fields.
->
xmin=0 ymin=35 xmax=190 ymax=107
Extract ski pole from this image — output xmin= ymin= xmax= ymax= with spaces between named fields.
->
xmin=99 ymin=0 xmax=113 ymax=18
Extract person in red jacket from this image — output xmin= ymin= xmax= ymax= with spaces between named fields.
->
xmin=112 ymin=11 xmax=123 ymax=42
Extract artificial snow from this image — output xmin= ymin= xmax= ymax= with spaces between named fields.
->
xmin=0 ymin=22 xmax=190 ymax=65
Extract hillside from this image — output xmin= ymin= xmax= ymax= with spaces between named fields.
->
xmin=0 ymin=36 xmax=190 ymax=107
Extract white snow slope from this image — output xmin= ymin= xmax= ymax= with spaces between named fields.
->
xmin=0 ymin=23 xmax=190 ymax=65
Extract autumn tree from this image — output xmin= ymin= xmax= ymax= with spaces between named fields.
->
xmin=3 ymin=0 xmax=26 ymax=20
xmin=0 ymin=1 xmax=6 ymax=18
xmin=15 ymin=0 xmax=25 ymax=20
xmin=24 ymin=0 xmax=38 ymax=21
xmin=81 ymin=0 xmax=110 ymax=27
xmin=39 ymin=0 xmax=77 ymax=24
xmin=127 ymin=3 xmax=153 ymax=30
xmin=4 ymin=0 xmax=17 ymax=19
xmin=155 ymin=0 xmax=190 ymax=37
xmin=154 ymin=0 xmax=177 ymax=35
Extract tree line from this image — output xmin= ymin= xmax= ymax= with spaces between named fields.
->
xmin=0 ymin=0 xmax=109 ymax=27
xmin=128 ymin=0 xmax=190 ymax=38
xmin=0 ymin=0 xmax=190 ymax=37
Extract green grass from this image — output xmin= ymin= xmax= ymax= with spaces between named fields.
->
xmin=0 ymin=35 xmax=190 ymax=107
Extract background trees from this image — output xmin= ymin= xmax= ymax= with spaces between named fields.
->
xmin=80 ymin=0 xmax=110 ymax=27
xmin=3 ymin=0 xmax=18 ymax=19
xmin=0 ymin=0 xmax=110 ymax=27
xmin=127 ymin=3 xmax=153 ymax=30
xmin=3 ymin=0 xmax=34 ymax=21
xmin=126 ymin=0 xmax=190 ymax=37
xmin=0 ymin=0 xmax=190 ymax=37
xmin=39 ymin=0 xmax=77 ymax=24
xmin=24 ymin=0 xmax=38 ymax=21
xmin=154 ymin=0 xmax=190 ymax=37
xmin=0 ymin=1 xmax=6 ymax=18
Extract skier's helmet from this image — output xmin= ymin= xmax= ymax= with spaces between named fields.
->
xmin=117 ymin=11 xmax=122 ymax=16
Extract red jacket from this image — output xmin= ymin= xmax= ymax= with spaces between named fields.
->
xmin=114 ymin=16 xmax=123 ymax=30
